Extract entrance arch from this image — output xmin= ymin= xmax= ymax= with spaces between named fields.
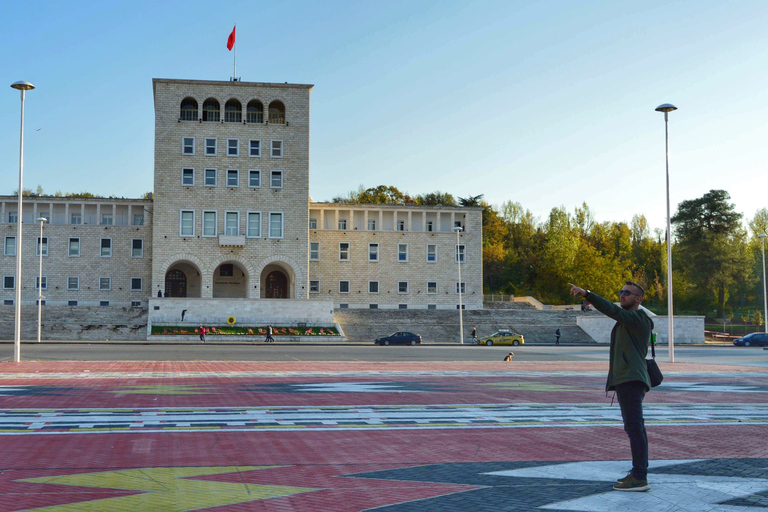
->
xmin=260 ymin=263 xmax=294 ymax=298
xmin=164 ymin=261 xmax=202 ymax=297
xmin=213 ymin=261 xmax=248 ymax=298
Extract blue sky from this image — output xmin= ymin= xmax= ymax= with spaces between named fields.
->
xmin=2 ymin=0 xmax=767 ymax=232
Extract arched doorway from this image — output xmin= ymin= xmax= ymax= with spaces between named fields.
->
xmin=165 ymin=269 xmax=187 ymax=297
xmin=212 ymin=262 xmax=248 ymax=298
xmin=259 ymin=262 xmax=296 ymax=299
xmin=164 ymin=261 xmax=202 ymax=297
xmin=265 ymin=270 xmax=288 ymax=298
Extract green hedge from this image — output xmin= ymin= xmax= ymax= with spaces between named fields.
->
xmin=151 ymin=325 xmax=339 ymax=336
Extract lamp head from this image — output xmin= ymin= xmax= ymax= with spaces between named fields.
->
xmin=36 ymin=217 xmax=47 ymax=223
xmin=453 ymin=226 xmax=463 ymax=232
xmin=759 ymin=234 xmax=768 ymax=239
xmin=11 ymin=81 xmax=35 ymax=91
xmin=655 ymin=103 xmax=677 ymax=113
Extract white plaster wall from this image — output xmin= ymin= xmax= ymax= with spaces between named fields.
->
xmin=148 ymin=298 xmax=335 ymax=326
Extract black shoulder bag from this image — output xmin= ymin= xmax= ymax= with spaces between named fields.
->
xmin=646 ymin=334 xmax=663 ymax=388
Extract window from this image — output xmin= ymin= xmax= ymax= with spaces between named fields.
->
xmin=180 ymin=97 xmax=198 ymax=121
xmin=100 ymin=238 xmax=112 ymax=257
xmin=3 ymin=276 xmax=14 ymax=289
xmin=338 ymin=219 xmax=347 ymax=230
xmin=8 ymin=212 xmax=18 ymax=223
xmin=398 ymin=220 xmax=405 ymax=231
xmin=39 ymin=213 xmax=50 ymax=223
xmin=455 ymin=221 xmax=463 ymax=229
xmin=227 ymin=169 xmax=239 ymax=187
xmin=269 ymin=212 xmax=283 ymax=238
xmin=67 ymin=276 xmax=79 ymax=290
xmin=398 ymin=243 xmax=408 ymax=262
xmin=339 ymin=303 xmax=349 ymax=309
xmin=339 ymin=242 xmax=349 ymax=261
xmin=203 ymin=211 xmax=217 ymax=236
xmin=202 ymin=98 xmax=220 ymax=122
xmin=310 ymin=242 xmax=319 ymax=260
xmin=398 ymin=281 xmax=408 ymax=294
xmin=369 ymin=304 xmax=378 ymax=309
xmin=428 ymin=304 xmax=437 ymax=310
xmin=69 ymin=238 xmax=80 ymax=257
xmin=182 ymin=137 xmax=195 ymax=155
xmin=205 ymin=138 xmax=217 ymax=156
xmin=399 ymin=304 xmax=408 ymax=310
xmin=249 ymin=139 xmax=261 ymax=157
xmin=101 ymin=214 xmax=113 ymax=225
xmin=100 ymin=301 xmax=110 ymax=307
xmin=271 ymin=140 xmax=283 ymax=158
xmin=426 ymin=221 xmax=433 ymax=232
xmin=247 ymin=100 xmax=264 ymax=123
xmin=35 ymin=276 xmax=47 ymax=290
xmin=131 ymin=301 xmax=141 ymax=307
xmin=339 ymin=280 xmax=350 ymax=293
xmin=71 ymin=213 xmax=82 ymax=225
xmin=227 ymin=138 xmax=239 ymax=156
xmin=248 ymin=170 xmax=261 ymax=188
xmin=368 ymin=243 xmax=379 ymax=262
xmin=131 ymin=278 xmax=142 ymax=291
xmin=225 ymin=211 xmax=239 ymax=235
xmin=4 ymin=236 xmax=16 ymax=256
xmin=369 ymin=281 xmax=379 ymax=294
xmin=268 ymin=101 xmax=285 ymax=124
xmin=37 ymin=237 xmax=48 ymax=257
xmin=205 ymin=169 xmax=217 ymax=186
xmin=309 ymin=218 xmax=317 ymax=229
xmin=36 ymin=299 xmax=46 ymax=306
xmin=133 ymin=214 xmax=144 ymax=226
xmin=270 ymin=170 xmax=283 ymax=188
xmin=4 ymin=300 xmax=13 ymax=306
xmin=427 ymin=281 xmax=438 ymax=294
xmin=219 ymin=264 xmax=234 ymax=276
xmin=68 ymin=300 xmax=78 ymax=306
xmin=182 ymin=168 xmax=194 ymax=186
xmin=247 ymin=212 xmax=261 ymax=237
xmin=132 ymin=239 xmax=143 ymax=258
xmin=456 ymin=282 xmax=466 ymax=294
xmin=427 ymin=244 xmax=437 ymax=262
xmin=309 ymin=280 xmax=320 ymax=293
xmin=368 ymin=219 xmax=376 ymax=230
xmin=99 ymin=277 xmax=111 ymax=291
xmin=456 ymin=244 xmax=466 ymax=263
xmin=225 ymin=99 xmax=242 ymax=123
xmin=180 ymin=210 xmax=194 ymax=236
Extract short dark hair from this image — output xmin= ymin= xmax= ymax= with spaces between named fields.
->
xmin=625 ymin=280 xmax=645 ymax=297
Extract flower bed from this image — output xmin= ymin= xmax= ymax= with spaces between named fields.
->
xmin=151 ymin=325 xmax=339 ymax=336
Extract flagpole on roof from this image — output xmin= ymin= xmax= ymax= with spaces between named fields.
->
xmin=233 ymin=23 xmax=237 ymax=79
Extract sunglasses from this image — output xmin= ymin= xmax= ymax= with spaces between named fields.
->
xmin=618 ymin=290 xmax=637 ymax=297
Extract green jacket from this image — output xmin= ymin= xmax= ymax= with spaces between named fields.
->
xmin=586 ymin=291 xmax=654 ymax=392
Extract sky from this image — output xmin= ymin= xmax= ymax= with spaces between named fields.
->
xmin=1 ymin=0 xmax=767 ymax=233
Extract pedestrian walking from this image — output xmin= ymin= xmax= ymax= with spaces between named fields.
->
xmin=265 ymin=325 xmax=274 ymax=343
xmin=199 ymin=326 xmax=206 ymax=343
xmin=569 ymin=281 xmax=653 ymax=492
xmin=471 ymin=327 xmax=478 ymax=344
xmin=555 ymin=328 xmax=561 ymax=345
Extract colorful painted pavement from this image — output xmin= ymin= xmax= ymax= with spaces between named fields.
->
xmin=1 ymin=361 xmax=767 ymax=511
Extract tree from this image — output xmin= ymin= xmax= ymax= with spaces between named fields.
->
xmin=458 ymin=194 xmax=484 ymax=207
xmin=414 ymin=191 xmax=457 ymax=206
xmin=332 ymin=185 xmax=408 ymax=204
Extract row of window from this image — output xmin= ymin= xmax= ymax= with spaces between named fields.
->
xmin=3 ymin=237 xmax=143 ymax=258
xmin=4 ymin=212 xmax=144 ymax=226
xmin=180 ymin=210 xmax=284 ymax=238
xmin=2 ymin=299 xmax=141 ymax=307
xmin=180 ymin=98 xmax=285 ymax=124
xmin=308 ymin=280 xmax=467 ymax=295
xmin=338 ymin=304 xmax=455 ymax=310
xmin=310 ymin=242 xmax=466 ymax=263
xmin=2 ymin=275 xmax=143 ymax=292
xmin=182 ymin=137 xmax=283 ymax=158
xmin=182 ymin=168 xmax=283 ymax=188
xmin=309 ymin=218 xmax=463 ymax=232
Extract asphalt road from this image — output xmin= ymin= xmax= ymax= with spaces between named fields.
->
xmin=2 ymin=342 xmax=768 ymax=366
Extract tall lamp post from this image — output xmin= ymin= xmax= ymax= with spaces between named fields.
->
xmin=11 ymin=80 xmax=35 ymax=363
xmin=36 ymin=217 xmax=47 ymax=343
xmin=656 ymin=103 xmax=677 ymax=363
xmin=454 ymin=226 xmax=464 ymax=345
xmin=759 ymin=233 xmax=767 ymax=333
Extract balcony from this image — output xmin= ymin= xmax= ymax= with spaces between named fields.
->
xmin=218 ymin=234 xmax=245 ymax=247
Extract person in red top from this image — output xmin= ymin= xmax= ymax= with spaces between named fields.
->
xmin=199 ymin=326 xmax=206 ymax=343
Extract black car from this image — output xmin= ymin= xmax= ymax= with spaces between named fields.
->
xmin=375 ymin=332 xmax=422 ymax=346
xmin=733 ymin=332 xmax=768 ymax=347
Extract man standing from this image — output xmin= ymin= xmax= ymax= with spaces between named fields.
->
xmin=555 ymin=328 xmax=561 ymax=345
xmin=569 ymin=281 xmax=653 ymax=492
xmin=471 ymin=327 xmax=477 ymax=344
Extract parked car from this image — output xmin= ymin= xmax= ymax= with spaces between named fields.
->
xmin=375 ymin=332 xmax=422 ymax=346
xmin=733 ymin=332 xmax=768 ymax=347
xmin=478 ymin=329 xmax=525 ymax=346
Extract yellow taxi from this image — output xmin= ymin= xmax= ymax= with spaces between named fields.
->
xmin=478 ymin=329 xmax=525 ymax=346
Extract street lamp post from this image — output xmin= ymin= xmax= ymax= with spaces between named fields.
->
xmin=11 ymin=80 xmax=35 ymax=363
xmin=759 ymin=233 xmax=767 ymax=333
xmin=36 ymin=217 xmax=47 ymax=343
xmin=656 ymin=103 xmax=677 ymax=363
xmin=454 ymin=226 xmax=464 ymax=345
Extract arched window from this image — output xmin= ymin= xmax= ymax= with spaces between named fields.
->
xmin=180 ymin=97 xmax=198 ymax=121
xmin=224 ymin=99 xmax=242 ymax=123
xmin=268 ymin=101 xmax=285 ymax=124
xmin=202 ymin=98 xmax=220 ymax=122
xmin=246 ymin=100 xmax=264 ymax=123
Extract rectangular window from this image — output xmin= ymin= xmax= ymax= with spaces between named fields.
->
xmin=428 ymin=304 xmax=437 ymax=310
xmin=339 ymin=303 xmax=348 ymax=309
xmin=132 ymin=239 xmax=143 ymax=258
xmin=131 ymin=301 xmax=141 ymax=307
xmin=427 ymin=281 xmax=438 ymax=294
xmin=339 ymin=242 xmax=349 ymax=261
xmin=101 ymin=214 xmax=113 ymax=225
xmin=182 ymin=137 xmax=195 ymax=155
xmin=398 ymin=243 xmax=408 ymax=262
xmin=35 ymin=276 xmax=47 ymax=290
xmin=427 ymin=221 xmax=433 ymax=232
xmin=182 ymin=168 xmax=195 ymax=186
xmin=269 ymin=212 xmax=283 ymax=238
xmin=69 ymin=238 xmax=80 ymax=257
xmin=67 ymin=276 xmax=79 ymax=290
xmin=397 ymin=220 xmax=405 ymax=231
xmin=225 ymin=211 xmax=239 ymax=235
xmin=4 ymin=236 xmax=16 ymax=256
xmin=427 ymin=244 xmax=437 ymax=262
xmin=309 ymin=280 xmax=320 ymax=293
xmin=227 ymin=138 xmax=239 ymax=156
xmin=100 ymin=238 xmax=112 ymax=257
xmin=369 ymin=304 xmax=378 ymax=309
xmin=3 ymin=300 xmax=13 ymax=305
xmin=3 ymin=276 xmax=14 ymax=289
xmin=339 ymin=280 xmax=350 ymax=293
xmin=247 ymin=212 xmax=261 ymax=237
xmin=203 ymin=211 xmax=217 ymax=236
xmin=36 ymin=299 xmax=46 ymax=306
xmin=368 ymin=219 xmax=376 ymax=230
xmin=37 ymin=237 xmax=49 ymax=257
xmin=180 ymin=210 xmax=194 ymax=236
xmin=456 ymin=244 xmax=466 ymax=263
xmin=100 ymin=301 xmax=110 ymax=307
xmin=131 ymin=278 xmax=142 ymax=291
xmin=309 ymin=218 xmax=317 ymax=229
xmin=271 ymin=140 xmax=283 ymax=158
xmin=205 ymin=138 xmax=217 ymax=156
xmin=68 ymin=300 xmax=78 ymax=306
xmin=248 ymin=169 xmax=261 ymax=188
xmin=70 ymin=213 xmax=82 ymax=225
xmin=456 ymin=282 xmax=466 ymax=294
xmin=310 ymin=242 xmax=319 ymax=261
xmin=219 ymin=264 xmax=234 ymax=276
xmin=369 ymin=281 xmax=379 ymax=294
xmin=205 ymin=169 xmax=217 ymax=186
xmin=8 ymin=212 xmax=18 ymax=223
xmin=368 ymin=243 xmax=379 ymax=262
xmin=133 ymin=214 xmax=144 ymax=226
xmin=398 ymin=281 xmax=408 ymax=294
xmin=99 ymin=277 xmax=111 ymax=291
xmin=270 ymin=170 xmax=283 ymax=188
xmin=249 ymin=139 xmax=261 ymax=157
xmin=227 ymin=169 xmax=239 ymax=187
xmin=338 ymin=219 xmax=347 ymax=230
xmin=399 ymin=304 xmax=408 ymax=310
xmin=454 ymin=221 xmax=463 ymax=229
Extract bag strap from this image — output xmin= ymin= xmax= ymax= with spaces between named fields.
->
xmin=649 ymin=333 xmax=656 ymax=360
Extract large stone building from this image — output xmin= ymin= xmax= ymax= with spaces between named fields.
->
xmin=0 ymin=78 xmax=482 ymax=337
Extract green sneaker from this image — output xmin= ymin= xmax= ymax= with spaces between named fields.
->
xmin=616 ymin=472 xmax=632 ymax=484
xmin=613 ymin=475 xmax=649 ymax=492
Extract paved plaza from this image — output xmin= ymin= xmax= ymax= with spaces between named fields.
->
xmin=1 ymin=359 xmax=767 ymax=511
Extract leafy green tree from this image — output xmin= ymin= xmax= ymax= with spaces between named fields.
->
xmin=332 ymin=185 xmax=409 ymax=204
xmin=414 ymin=191 xmax=457 ymax=206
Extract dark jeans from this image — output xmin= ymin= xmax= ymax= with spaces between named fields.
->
xmin=615 ymin=381 xmax=648 ymax=480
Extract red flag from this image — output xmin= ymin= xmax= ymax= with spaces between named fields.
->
xmin=227 ymin=26 xmax=236 ymax=51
